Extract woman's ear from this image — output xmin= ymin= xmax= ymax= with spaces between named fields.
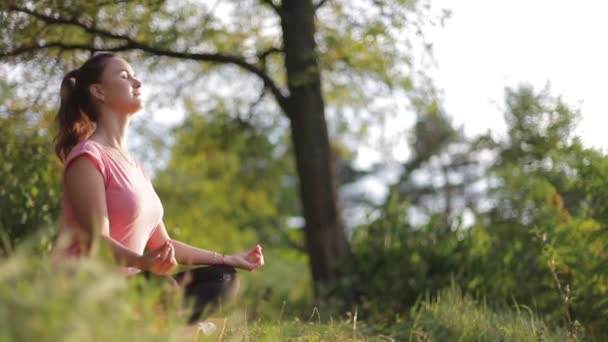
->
xmin=89 ymin=84 xmax=105 ymax=102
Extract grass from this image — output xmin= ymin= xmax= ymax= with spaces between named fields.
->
xmin=0 ymin=253 xmax=577 ymax=342
xmin=407 ymin=285 xmax=573 ymax=341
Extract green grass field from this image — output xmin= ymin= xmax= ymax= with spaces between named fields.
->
xmin=0 ymin=254 xmax=574 ymax=342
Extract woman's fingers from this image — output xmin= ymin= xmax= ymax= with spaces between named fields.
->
xmin=248 ymin=247 xmax=264 ymax=266
xmin=242 ymin=258 xmax=257 ymax=271
xmin=159 ymin=244 xmax=176 ymax=274
xmin=161 ymin=243 xmax=173 ymax=261
xmin=153 ymin=241 xmax=170 ymax=254
xmin=243 ymin=251 xmax=264 ymax=270
xmin=255 ymin=251 xmax=265 ymax=267
xmin=247 ymin=245 xmax=262 ymax=257
xmin=249 ymin=253 xmax=261 ymax=263
xmin=245 ymin=252 xmax=257 ymax=264
xmin=167 ymin=243 xmax=175 ymax=262
xmin=161 ymin=242 xmax=173 ymax=259
xmin=148 ymin=242 xmax=177 ymax=275
xmin=149 ymin=242 xmax=170 ymax=266
xmin=165 ymin=244 xmax=177 ymax=272
xmin=142 ymin=243 xmax=163 ymax=271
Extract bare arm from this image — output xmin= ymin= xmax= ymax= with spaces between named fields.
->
xmin=147 ymin=221 xmax=264 ymax=270
xmin=66 ymin=156 xmax=176 ymax=274
xmin=173 ymin=240 xmax=264 ymax=271
xmin=65 ymin=156 xmax=141 ymax=267
xmin=172 ymin=239 xmax=227 ymax=266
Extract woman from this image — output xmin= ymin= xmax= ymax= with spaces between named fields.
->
xmin=51 ymin=52 xmax=264 ymax=324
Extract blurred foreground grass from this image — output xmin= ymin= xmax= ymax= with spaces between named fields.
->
xmin=0 ymin=252 xmax=572 ymax=341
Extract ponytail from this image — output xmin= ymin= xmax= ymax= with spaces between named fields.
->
xmin=54 ymin=52 xmax=117 ymax=162
xmin=55 ymin=69 xmax=94 ymax=161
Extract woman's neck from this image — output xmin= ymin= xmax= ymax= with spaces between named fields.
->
xmin=90 ymin=110 xmax=131 ymax=150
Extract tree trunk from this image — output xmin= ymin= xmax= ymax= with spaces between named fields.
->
xmin=280 ymin=0 xmax=351 ymax=294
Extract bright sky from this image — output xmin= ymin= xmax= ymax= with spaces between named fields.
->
xmin=344 ymin=0 xmax=608 ymax=218
xmin=428 ymin=0 xmax=608 ymax=152
xmin=143 ymin=0 xmax=608 ymax=199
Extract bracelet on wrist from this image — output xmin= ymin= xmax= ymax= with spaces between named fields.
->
xmin=211 ymin=251 xmax=226 ymax=265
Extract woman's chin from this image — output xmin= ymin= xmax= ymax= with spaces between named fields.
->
xmin=127 ymin=102 xmax=144 ymax=115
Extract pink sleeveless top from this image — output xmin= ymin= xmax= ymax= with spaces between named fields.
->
xmin=57 ymin=140 xmax=165 ymax=275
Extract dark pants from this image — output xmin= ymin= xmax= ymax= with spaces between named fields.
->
xmin=137 ymin=265 xmax=240 ymax=324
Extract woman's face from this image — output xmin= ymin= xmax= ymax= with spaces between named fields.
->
xmin=92 ymin=57 xmax=143 ymax=115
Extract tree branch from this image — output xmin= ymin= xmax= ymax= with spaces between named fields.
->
xmin=4 ymin=5 xmax=290 ymax=114
xmin=140 ymin=46 xmax=290 ymax=113
xmin=9 ymin=5 xmax=139 ymax=45
xmin=0 ymin=42 xmax=134 ymax=57
xmin=314 ymin=0 xmax=330 ymax=11
xmin=260 ymin=0 xmax=283 ymax=18
xmin=258 ymin=47 xmax=283 ymax=63
xmin=257 ymin=46 xmax=283 ymax=76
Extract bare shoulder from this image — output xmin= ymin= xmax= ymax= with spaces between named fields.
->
xmin=64 ymin=154 xmax=109 ymax=233
xmin=65 ymin=155 xmax=106 ymax=189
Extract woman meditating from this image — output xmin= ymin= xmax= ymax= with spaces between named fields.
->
xmin=51 ymin=52 xmax=264 ymax=324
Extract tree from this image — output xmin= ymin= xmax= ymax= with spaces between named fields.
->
xmin=466 ymin=85 xmax=608 ymax=336
xmin=388 ymin=94 xmax=484 ymax=228
xmin=153 ymin=102 xmax=302 ymax=253
xmin=0 ymin=81 xmax=62 ymax=254
xmin=0 ymin=0 xmax=434 ymax=293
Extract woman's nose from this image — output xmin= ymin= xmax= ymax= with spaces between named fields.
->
xmin=133 ymin=78 xmax=141 ymax=89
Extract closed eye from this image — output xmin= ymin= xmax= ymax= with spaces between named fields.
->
xmin=120 ymin=70 xmax=136 ymax=79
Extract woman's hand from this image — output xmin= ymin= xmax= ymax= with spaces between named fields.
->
xmin=225 ymin=244 xmax=264 ymax=271
xmin=139 ymin=241 xmax=178 ymax=275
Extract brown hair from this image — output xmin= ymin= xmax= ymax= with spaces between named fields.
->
xmin=54 ymin=52 xmax=117 ymax=162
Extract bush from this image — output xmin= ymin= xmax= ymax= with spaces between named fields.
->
xmin=0 ymin=253 xmax=191 ymax=341
xmin=0 ymin=116 xmax=61 ymax=254
xmin=408 ymin=285 xmax=572 ymax=341
xmin=344 ymin=193 xmax=470 ymax=320
xmin=0 ymin=251 xmax=351 ymax=341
